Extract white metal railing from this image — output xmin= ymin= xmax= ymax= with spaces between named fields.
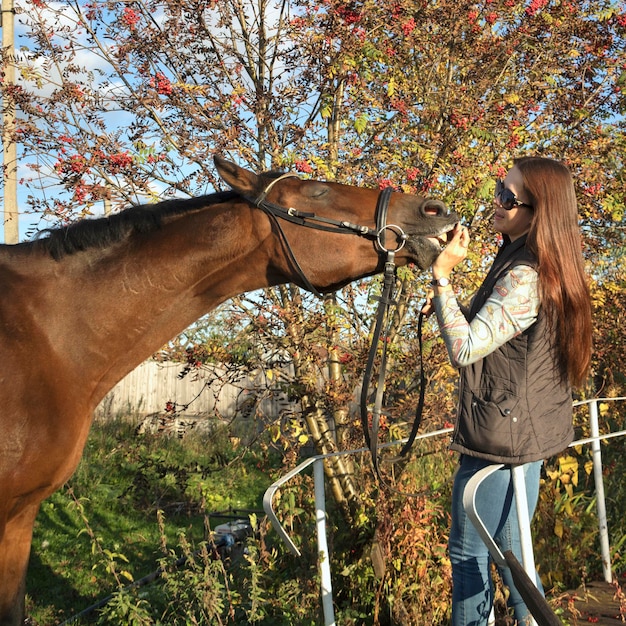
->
xmin=571 ymin=397 xmax=626 ymax=582
xmin=464 ymin=463 xmax=543 ymax=626
xmin=263 ymin=397 xmax=626 ymax=626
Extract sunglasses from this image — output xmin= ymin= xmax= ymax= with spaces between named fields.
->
xmin=495 ymin=179 xmax=533 ymax=211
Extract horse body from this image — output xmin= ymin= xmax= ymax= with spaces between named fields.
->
xmin=0 ymin=156 xmax=458 ymax=624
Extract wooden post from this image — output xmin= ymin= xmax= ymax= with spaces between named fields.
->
xmin=2 ymin=0 xmax=18 ymax=244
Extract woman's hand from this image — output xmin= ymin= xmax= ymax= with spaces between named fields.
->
xmin=422 ymin=224 xmax=470 ymax=317
xmin=421 ymin=289 xmax=435 ymax=317
xmin=431 ymin=223 xmax=470 ymax=279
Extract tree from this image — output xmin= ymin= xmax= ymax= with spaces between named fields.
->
xmin=5 ymin=3 xmax=626 ymax=621
xmin=3 ymin=0 xmax=625 ymax=511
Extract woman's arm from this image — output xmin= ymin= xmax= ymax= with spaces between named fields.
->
xmin=433 ymin=265 xmax=539 ymax=367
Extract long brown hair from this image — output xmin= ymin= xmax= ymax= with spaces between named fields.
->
xmin=515 ymin=156 xmax=592 ymax=387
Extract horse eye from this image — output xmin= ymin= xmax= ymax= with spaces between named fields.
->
xmin=304 ymin=182 xmax=329 ymax=199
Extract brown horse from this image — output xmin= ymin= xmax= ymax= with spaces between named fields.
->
xmin=0 ymin=156 xmax=458 ymax=625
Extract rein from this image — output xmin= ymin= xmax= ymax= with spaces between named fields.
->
xmin=359 ymin=189 xmax=427 ymax=487
xmin=248 ymin=174 xmax=426 ymax=483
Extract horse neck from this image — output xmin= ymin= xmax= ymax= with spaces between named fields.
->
xmin=21 ymin=206 xmax=275 ymax=407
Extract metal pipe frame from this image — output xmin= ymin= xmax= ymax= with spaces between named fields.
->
xmin=263 ymin=398 xmax=626 ymax=624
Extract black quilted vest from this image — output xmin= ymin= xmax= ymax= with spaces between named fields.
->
xmin=450 ymin=235 xmax=573 ymax=464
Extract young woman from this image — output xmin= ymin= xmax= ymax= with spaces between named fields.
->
xmin=425 ymin=157 xmax=592 ymax=625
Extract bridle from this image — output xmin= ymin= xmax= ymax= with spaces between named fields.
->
xmin=246 ymin=173 xmax=409 ymax=297
xmin=246 ymin=173 xmax=427 ymax=483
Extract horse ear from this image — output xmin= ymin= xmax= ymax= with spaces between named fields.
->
xmin=213 ymin=156 xmax=260 ymax=194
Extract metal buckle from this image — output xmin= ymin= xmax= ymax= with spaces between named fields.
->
xmin=376 ymin=224 xmax=408 ymax=253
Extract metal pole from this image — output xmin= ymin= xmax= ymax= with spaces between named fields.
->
xmin=589 ymin=400 xmax=612 ymax=583
xmin=511 ymin=464 xmax=538 ymax=626
xmin=1 ymin=0 xmax=18 ymax=243
xmin=314 ymin=458 xmax=335 ymax=626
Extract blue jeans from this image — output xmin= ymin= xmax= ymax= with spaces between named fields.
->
xmin=449 ymin=455 xmax=544 ymax=626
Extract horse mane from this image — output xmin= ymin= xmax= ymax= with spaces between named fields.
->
xmin=32 ymin=190 xmax=239 ymax=260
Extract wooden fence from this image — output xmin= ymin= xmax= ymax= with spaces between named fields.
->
xmin=95 ymin=359 xmax=295 ymax=421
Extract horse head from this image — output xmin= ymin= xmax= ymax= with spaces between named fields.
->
xmin=214 ymin=156 xmax=458 ymax=284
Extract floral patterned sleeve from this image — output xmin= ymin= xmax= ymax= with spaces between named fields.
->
xmin=433 ymin=265 xmax=539 ymax=368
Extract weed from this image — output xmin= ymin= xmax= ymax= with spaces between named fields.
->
xmin=26 ymin=405 xmax=626 ymax=625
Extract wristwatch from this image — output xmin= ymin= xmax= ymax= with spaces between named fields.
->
xmin=431 ymin=277 xmax=450 ymax=287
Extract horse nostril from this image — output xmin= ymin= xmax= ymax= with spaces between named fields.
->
xmin=422 ymin=199 xmax=447 ymax=216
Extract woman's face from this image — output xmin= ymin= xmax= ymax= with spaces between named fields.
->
xmin=493 ymin=166 xmax=534 ymax=241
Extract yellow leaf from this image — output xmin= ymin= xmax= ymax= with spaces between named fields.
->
xmin=266 ymin=369 xmax=274 ymax=380
xmin=354 ymin=113 xmax=368 ymax=134
xmin=546 ymin=469 xmax=560 ymax=481
xmin=584 ymin=460 xmax=594 ymax=475
xmin=554 ymin=518 xmax=564 ymax=538
xmin=559 ymin=455 xmax=578 ymax=474
xmin=269 ymin=424 xmax=281 ymax=443
xmin=120 ymin=570 xmax=134 ymax=582
xmin=599 ymin=402 xmax=609 ymax=416
xmin=504 ymin=93 xmax=520 ymax=104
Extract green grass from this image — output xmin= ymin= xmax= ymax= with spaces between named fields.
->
xmin=26 ymin=417 xmax=279 ymax=625
xmin=24 ymin=412 xmax=626 ymax=625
